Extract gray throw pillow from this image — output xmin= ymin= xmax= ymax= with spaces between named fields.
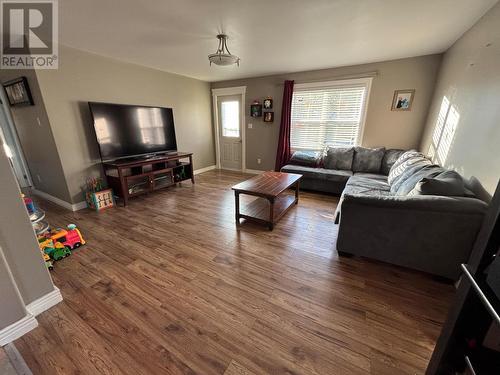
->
xmin=289 ymin=151 xmax=321 ymax=167
xmin=409 ymin=170 xmax=466 ymax=196
xmin=381 ymin=149 xmax=405 ymax=175
xmin=352 ymin=147 xmax=385 ymax=173
xmin=323 ymin=147 xmax=354 ymax=170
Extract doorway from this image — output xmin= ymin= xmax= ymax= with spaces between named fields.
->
xmin=0 ymin=91 xmax=32 ymax=188
xmin=212 ymin=86 xmax=246 ymax=172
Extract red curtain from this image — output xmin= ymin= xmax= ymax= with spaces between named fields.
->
xmin=275 ymin=80 xmax=294 ymax=171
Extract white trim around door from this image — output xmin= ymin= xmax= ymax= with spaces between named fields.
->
xmin=211 ymin=86 xmax=246 ymax=172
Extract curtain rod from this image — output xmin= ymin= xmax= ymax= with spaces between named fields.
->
xmin=275 ymin=71 xmax=378 ymax=86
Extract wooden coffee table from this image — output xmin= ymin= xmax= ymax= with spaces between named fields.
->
xmin=232 ymin=171 xmax=302 ymax=230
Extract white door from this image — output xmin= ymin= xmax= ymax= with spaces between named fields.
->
xmin=217 ymin=94 xmax=242 ymax=171
xmin=0 ymin=96 xmax=31 ymax=188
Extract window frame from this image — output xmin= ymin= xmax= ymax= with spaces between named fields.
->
xmin=291 ymin=77 xmax=373 ymax=151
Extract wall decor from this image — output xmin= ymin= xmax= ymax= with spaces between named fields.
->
xmin=263 ymin=97 xmax=273 ymax=109
xmin=263 ymin=112 xmax=274 ymax=123
xmin=2 ymin=77 xmax=34 ymax=106
xmin=391 ymin=89 xmax=415 ymax=111
xmin=250 ymin=101 xmax=262 ymax=117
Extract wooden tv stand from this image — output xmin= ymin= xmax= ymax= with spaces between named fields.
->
xmin=102 ymin=152 xmax=194 ymax=206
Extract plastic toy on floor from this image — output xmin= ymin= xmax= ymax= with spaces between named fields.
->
xmin=41 ymin=251 xmax=54 ymax=270
xmin=47 ymin=224 xmax=86 ymax=250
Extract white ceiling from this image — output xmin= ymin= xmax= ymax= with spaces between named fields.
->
xmin=59 ymin=0 xmax=498 ymax=82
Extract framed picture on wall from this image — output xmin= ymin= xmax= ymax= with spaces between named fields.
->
xmin=250 ymin=103 xmax=262 ymax=117
xmin=3 ymin=77 xmax=34 ymax=106
xmin=263 ymin=98 xmax=273 ymax=109
xmin=391 ymin=89 xmax=415 ymax=111
xmin=263 ymin=112 xmax=274 ymax=123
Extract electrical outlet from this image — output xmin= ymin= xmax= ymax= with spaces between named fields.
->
xmin=36 ymin=174 xmax=42 ymax=182
xmin=257 ymin=158 xmax=261 ymax=164
xmin=248 ymin=123 xmax=253 ymax=129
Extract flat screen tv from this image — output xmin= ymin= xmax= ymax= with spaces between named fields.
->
xmin=89 ymin=102 xmax=177 ymax=161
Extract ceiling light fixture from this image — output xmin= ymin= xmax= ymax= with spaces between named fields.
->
xmin=208 ymin=34 xmax=240 ymax=67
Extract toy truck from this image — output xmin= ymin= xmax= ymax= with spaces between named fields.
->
xmin=44 ymin=245 xmax=71 ymax=261
xmin=41 ymin=252 xmax=54 ymax=270
xmin=47 ymin=224 xmax=86 ymax=250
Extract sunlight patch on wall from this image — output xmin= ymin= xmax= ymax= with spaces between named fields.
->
xmin=428 ymin=96 xmax=460 ymax=165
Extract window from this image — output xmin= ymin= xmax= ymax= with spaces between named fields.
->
xmin=290 ymin=78 xmax=371 ymax=151
xmin=220 ymin=101 xmax=240 ymax=137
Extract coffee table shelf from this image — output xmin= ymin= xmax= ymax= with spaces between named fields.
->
xmin=240 ymin=195 xmax=297 ymax=227
xmin=232 ymin=171 xmax=302 ymax=230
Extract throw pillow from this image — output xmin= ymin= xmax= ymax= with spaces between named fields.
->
xmin=288 ymin=151 xmax=321 ymax=167
xmin=352 ymin=147 xmax=385 ymax=173
xmin=323 ymin=147 xmax=354 ymax=170
xmin=409 ymin=170 xmax=466 ymax=197
xmin=381 ymin=149 xmax=405 ymax=175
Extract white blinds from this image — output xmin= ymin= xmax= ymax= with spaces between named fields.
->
xmin=290 ymin=82 xmax=368 ymax=151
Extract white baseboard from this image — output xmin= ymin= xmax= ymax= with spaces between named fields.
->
xmin=194 ymin=165 xmax=216 ymax=175
xmin=31 ymin=189 xmax=86 ymax=212
xmin=245 ymin=169 xmax=266 ymax=174
xmin=26 ymin=287 xmax=63 ymax=317
xmin=0 ymin=314 xmax=38 ymax=346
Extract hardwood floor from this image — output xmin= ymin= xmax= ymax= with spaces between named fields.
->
xmin=17 ymin=170 xmax=454 ymax=374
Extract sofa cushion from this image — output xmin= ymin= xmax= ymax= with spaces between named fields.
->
xmin=323 ymin=147 xmax=354 ymax=171
xmin=352 ymin=147 xmax=385 ymax=173
xmin=353 ymin=172 xmax=388 ymax=181
xmin=281 ymin=164 xmax=352 ymax=183
xmin=381 ymin=149 xmax=405 ymax=175
xmin=342 ymin=175 xmax=391 ymax=197
xmin=288 ymin=150 xmax=321 ymax=167
xmin=409 ymin=170 xmax=466 ymax=197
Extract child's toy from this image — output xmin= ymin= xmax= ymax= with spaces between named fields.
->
xmin=41 ymin=252 xmax=54 ymax=270
xmin=85 ymin=177 xmax=114 ymax=211
xmin=44 ymin=245 xmax=71 ymax=261
xmin=22 ymin=193 xmax=35 ymax=213
xmin=47 ymin=224 xmax=86 ymax=250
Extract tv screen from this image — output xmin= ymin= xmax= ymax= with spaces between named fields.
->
xmin=89 ymin=102 xmax=177 ymax=161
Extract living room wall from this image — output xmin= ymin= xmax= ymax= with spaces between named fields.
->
xmin=211 ymin=54 xmax=442 ymax=171
xmin=420 ymin=1 xmax=500 ymax=196
xmin=35 ymin=45 xmax=215 ymax=204
xmin=0 ymin=69 xmax=71 ymax=202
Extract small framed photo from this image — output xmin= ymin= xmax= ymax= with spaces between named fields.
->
xmin=3 ymin=77 xmax=34 ymax=106
xmin=263 ymin=112 xmax=274 ymax=123
xmin=250 ymin=103 xmax=262 ymax=117
xmin=263 ymin=98 xmax=273 ymax=109
xmin=391 ymin=89 xmax=415 ymax=111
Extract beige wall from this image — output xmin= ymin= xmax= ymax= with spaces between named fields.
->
xmin=420 ymin=2 xmax=500 ymax=196
xmin=35 ymin=45 xmax=215 ymax=203
xmin=0 ymin=245 xmax=28 ymax=330
xmin=0 ymin=150 xmax=55 ymax=306
xmin=0 ymin=70 xmax=71 ymax=202
xmin=211 ymin=54 xmax=442 ymax=171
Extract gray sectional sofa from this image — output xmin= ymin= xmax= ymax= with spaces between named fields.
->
xmin=281 ymin=147 xmax=488 ymax=280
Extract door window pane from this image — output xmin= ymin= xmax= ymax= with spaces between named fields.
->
xmin=221 ymin=101 xmax=240 ymax=137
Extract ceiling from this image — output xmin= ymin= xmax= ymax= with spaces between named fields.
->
xmin=59 ymin=0 xmax=498 ymax=82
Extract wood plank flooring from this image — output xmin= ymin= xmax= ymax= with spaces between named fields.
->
xmin=16 ymin=170 xmax=454 ymax=374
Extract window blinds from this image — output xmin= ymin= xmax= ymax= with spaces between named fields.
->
xmin=290 ymin=83 xmax=368 ymax=151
